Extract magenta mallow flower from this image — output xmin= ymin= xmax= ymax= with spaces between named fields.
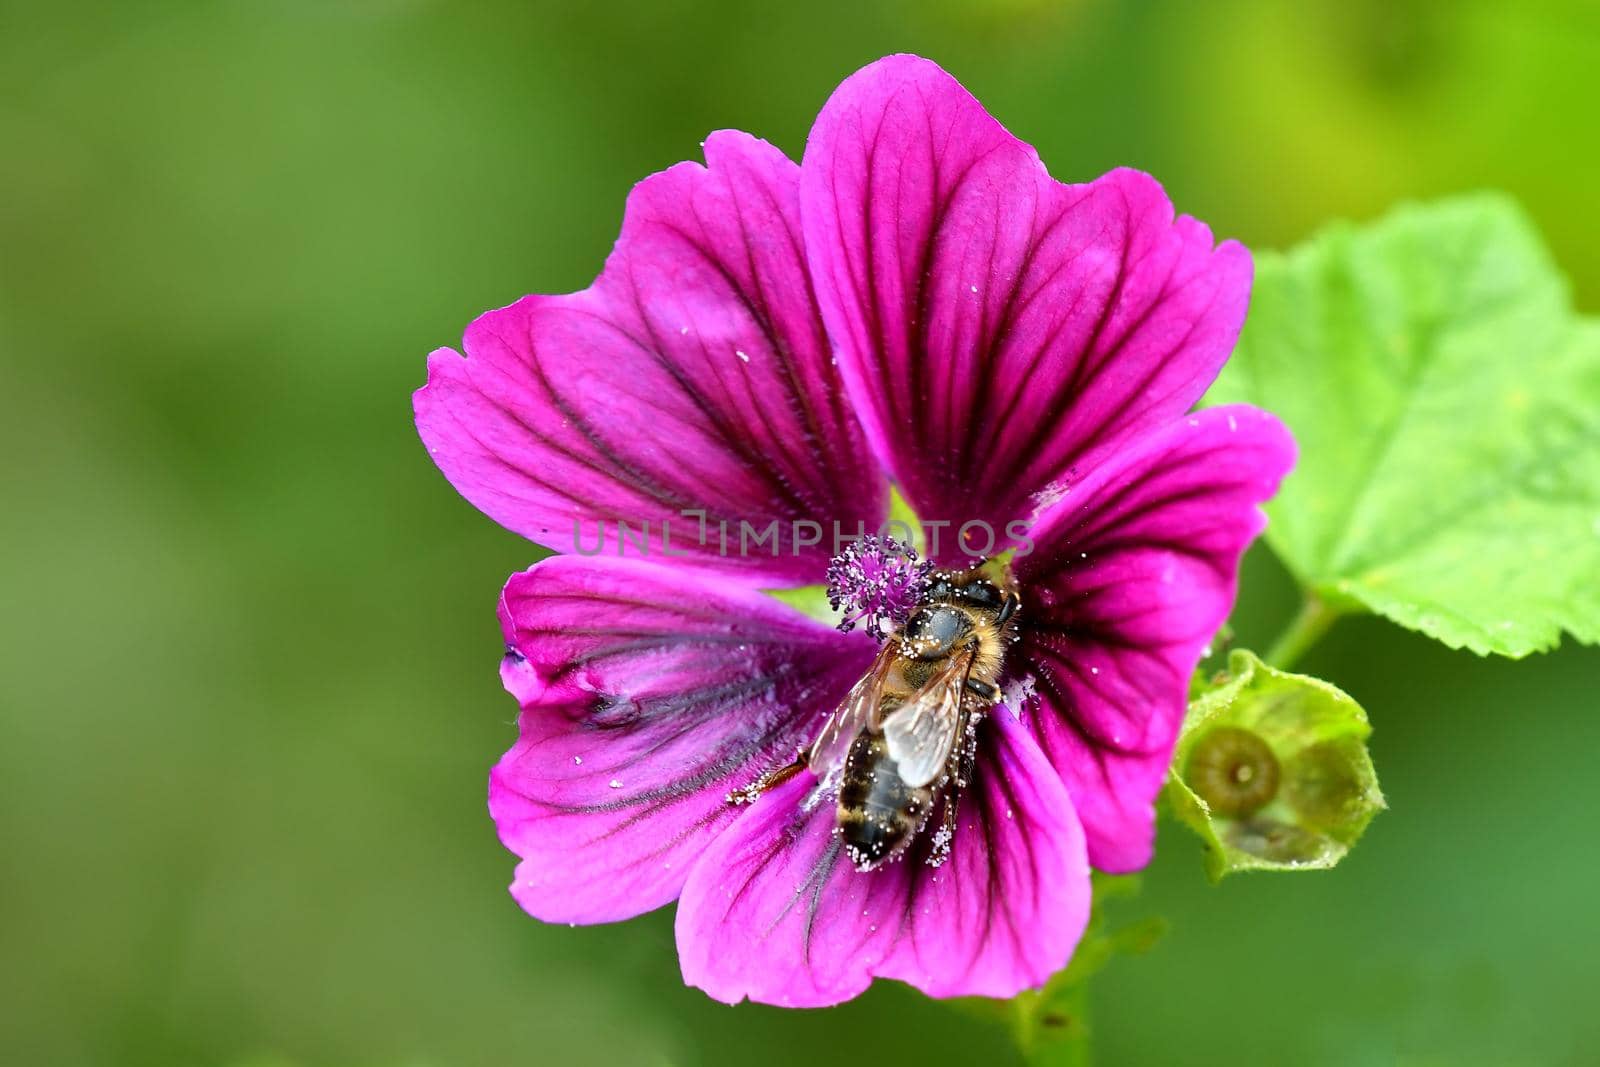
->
xmin=416 ymin=55 xmax=1295 ymax=1006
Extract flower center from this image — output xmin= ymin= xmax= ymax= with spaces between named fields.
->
xmin=825 ymin=535 xmax=933 ymax=640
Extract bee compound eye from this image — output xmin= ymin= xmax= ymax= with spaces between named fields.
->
xmin=923 ymin=573 xmax=956 ymax=602
xmin=960 ymin=580 xmax=1002 ymax=609
xmin=903 ymin=605 xmax=966 ymax=656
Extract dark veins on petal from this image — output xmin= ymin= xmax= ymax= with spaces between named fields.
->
xmin=500 ymin=573 xmax=874 ymax=823
xmin=1020 ymin=426 xmax=1279 ymax=760
xmin=420 ymin=132 xmax=885 ymax=576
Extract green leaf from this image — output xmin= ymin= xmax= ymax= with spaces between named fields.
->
xmin=1209 ymin=194 xmax=1600 ymax=656
xmin=1168 ymin=650 xmax=1384 ymax=881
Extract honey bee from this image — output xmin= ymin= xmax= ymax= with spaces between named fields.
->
xmin=735 ymin=566 xmax=1020 ymax=871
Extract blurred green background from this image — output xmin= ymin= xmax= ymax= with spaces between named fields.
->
xmin=4 ymin=2 xmax=1598 ymax=1064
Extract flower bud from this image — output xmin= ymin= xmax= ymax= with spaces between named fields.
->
xmin=1167 ymin=650 xmax=1383 ymax=881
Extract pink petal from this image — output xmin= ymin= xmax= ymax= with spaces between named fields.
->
xmin=801 ymin=55 xmax=1252 ymax=561
xmin=674 ymin=712 xmax=1089 ymax=1006
xmin=1013 ymin=406 xmax=1295 ymax=871
xmin=417 ymin=130 xmax=886 ymax=585
xmin=489 ymin=557 xmax=876 ymax=924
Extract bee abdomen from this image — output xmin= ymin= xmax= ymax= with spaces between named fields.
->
xmin=836 ymin=733 xmax=933 ymax=870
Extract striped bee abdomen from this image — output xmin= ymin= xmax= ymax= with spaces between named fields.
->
xmin=836 ymin=732 xmax=934 ymax=870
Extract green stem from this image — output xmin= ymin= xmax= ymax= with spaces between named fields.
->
xmin=1011 ymin=979 xmax=1091 ymax=1066
xmin=1011 ymin=994 xmax=1038 ymax=1058
xmin=1003 ymin=875 xmax=1148 ymax=1065
xmin=1264 ymin=595 xmax=1342 ymax=670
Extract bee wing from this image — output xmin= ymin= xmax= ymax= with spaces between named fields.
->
xmin=883 ymin=648 xmax=973 ymax=789
xmin=807 ymin=642 xmax=896 ymax=792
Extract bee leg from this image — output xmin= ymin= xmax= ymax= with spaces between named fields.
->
xmin=957 ymin=721 xmax=980 ymax=789
xmin=725 ymin=751 xmax=807 ymax=805
xmin=927 ymin=788 xmax=959 ymax=868
xmin=929 ymin=739 xmax=973 ymax=868
xmin=963 ymin=677 xmax=1000 ymax=703
xmin=996 ymin=591 xmax=1021 ymax=627
xmin=929 ymin=709 xmax=983 ymax=868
